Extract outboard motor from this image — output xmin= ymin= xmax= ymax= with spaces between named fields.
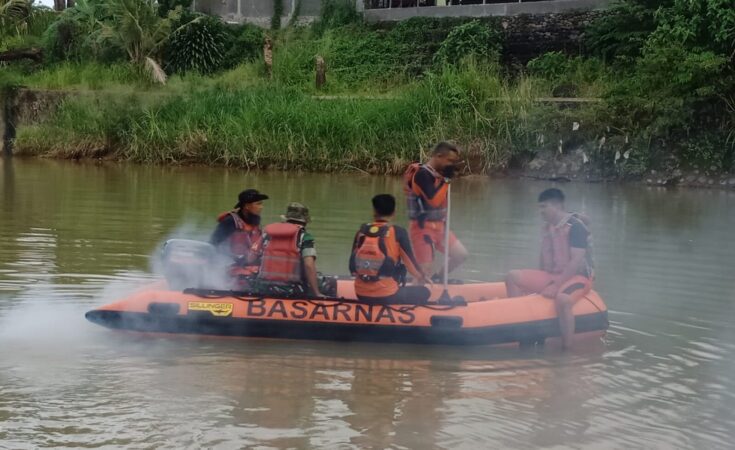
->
xmin=160 ymin=239 xmax=217 ymax=290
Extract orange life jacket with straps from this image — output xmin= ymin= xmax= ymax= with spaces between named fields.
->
xmin=403 ymin=163 xmax=447 ymax=222
xmin=258 ymin=222 xmax=303 ymax=283
xmin=540 ymin=213 xmax=594 ymax=277
xmin=216 ymin=211 xmax=262 ymax=265
xmin=352 ymin=223 xmax=402 ymax=282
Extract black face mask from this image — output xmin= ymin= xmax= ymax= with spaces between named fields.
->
xmin=442 ymin=164 xmax=456 ymax=179
xmin=240 ymin=211 xmax=261 ymax=226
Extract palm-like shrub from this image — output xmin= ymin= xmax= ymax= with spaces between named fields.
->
xmin=164 ymin=14 xmax=227 ymax=74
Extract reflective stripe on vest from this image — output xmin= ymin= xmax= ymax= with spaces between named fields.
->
xmin=540 ymin=213 xmax=593 ymax=276
xmin=403 ymin=163 xmax=447 ymax=221
xmin=258 ymin=222 xmax=303 ymax=283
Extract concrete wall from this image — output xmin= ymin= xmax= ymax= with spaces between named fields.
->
xmin=194 ymin=0 xmax=323 ymax=25
xmin=499 ymin=10 xmax=606 ymax=64
xmin=363 ymin=0 xmax=609 ymax=21
xmin=195 ymin=0 xmax=608 ymax=27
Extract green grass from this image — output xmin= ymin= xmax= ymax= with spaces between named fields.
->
xmin=3 ymin=62 xmax=148 ymax=91
xmin=8 ymin=15 xmax=732 ymax=174
xmin=15 ymin=60 xmax=611 ymax=173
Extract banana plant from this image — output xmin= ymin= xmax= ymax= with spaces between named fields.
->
xmin=97 ymin=0 xmax=198 ymax=83
xmin=0 ymin=0 xmax=32 ymax=37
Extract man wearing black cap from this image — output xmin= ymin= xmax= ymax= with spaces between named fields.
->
xmin=211 ymin=189 xmax=269 ymax=283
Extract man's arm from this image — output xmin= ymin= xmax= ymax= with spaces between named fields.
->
xmin=303 ymin=256 xmax=322 ymax=297
xmin=300 ymin=231 xmax=322 ymax=297
xmin=348 ymin=231 xmax=360 ymax=275
xmin=395 ymin=227 xmax=428 ymax=283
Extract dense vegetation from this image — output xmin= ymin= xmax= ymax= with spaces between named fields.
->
xmin=1 ymin=0 xmax=734 ymax=176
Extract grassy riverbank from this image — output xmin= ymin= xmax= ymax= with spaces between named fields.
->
xmin=14 ymin=61 xmax=594 ymax=174
xmin=2 ymin=0 xmax=734 ymax=177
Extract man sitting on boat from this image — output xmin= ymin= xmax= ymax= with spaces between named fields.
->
xmin=505 ymin=188 xmax=594 ymax=350
xmin=254 ymin=202 xmax=325 ymax=298
xmin=210 ymin=189 xmax=268 ymax=288
xmin=349 ymin=194 xmax=431 ymax=304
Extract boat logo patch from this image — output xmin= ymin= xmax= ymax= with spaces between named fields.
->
xmin=188 ymin=301 xmax=233 ymax=317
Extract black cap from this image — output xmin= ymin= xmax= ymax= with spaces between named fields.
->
xmin=235 ymin=189 xmax=269 ymax=208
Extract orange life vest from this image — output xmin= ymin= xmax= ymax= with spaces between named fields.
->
xmin=403 ymin=163 xmax=447 ymax=222
xmin=352 ymin=223 xmax=401 ymax=282
xmin=258 ymin=222 xmax=303 ymax=283
xmin=216 ymin=211 xmax=262 ymax=265
xmin=540 ymin=213 xmax=594 ymax=277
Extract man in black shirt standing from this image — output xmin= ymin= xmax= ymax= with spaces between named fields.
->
xmin=403 ymin=142 xmax=469 ymax=280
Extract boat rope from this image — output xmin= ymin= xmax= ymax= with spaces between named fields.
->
xmin=183 ymin=288 xmax=460 ymax=312
xmin=583 ymin=295 xmax=605 ymax=314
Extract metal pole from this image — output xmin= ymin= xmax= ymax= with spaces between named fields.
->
xmin=442 ymin=182 xmax=451 ymax=289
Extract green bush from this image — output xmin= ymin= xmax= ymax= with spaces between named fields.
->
xmin=387 ymin=17 xmax=470 ymax=75
xmin=677 ymin=132 xmax=732 ymax=171
xmin=313 ymin=0 xmax=360 ymax=35
xmin=650 ymin=0 xmax=735 ymax=56
xmin=271 ymin=30 xmax=320 ymax=87
xmin=606 ymin=41 xmax=728 ymax=136
xmin=527 ymin=52 xmax=609 ymax=97
xmin=526 ymin=51 xmax=570 ymax=79
xmin=157 ymin=0 xmax=191 ymax=17
xmin=41 ymin=0 xmax=125 ymax=64
xmin=42 ymin=17 xmax=81 ymax=62
xmin=165 ymin=15 xmax=228 ymax=74
xmin=584 ymin=0 xmax=662 ymax=65
xmin=587 ymin=0 xmax=735 ymax=169
xmin=321 ymin=27 xmax=404 ymax=87
xmin=433 ymin=20 xmax=501 ymax=67
xmin=26 ymin=7 xmax=57 ymax=40
xmin=221 ymin=23 xmax=265 ymax=69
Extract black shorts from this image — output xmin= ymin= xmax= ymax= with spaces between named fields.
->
xmin=357 ymin=285 xmax=431 ymax=305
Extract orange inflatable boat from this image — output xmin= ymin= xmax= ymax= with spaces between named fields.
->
xmin=85 ymin=279 xmax=608 ymax=346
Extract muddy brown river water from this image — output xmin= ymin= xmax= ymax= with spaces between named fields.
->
xmin=1 ymin=158 xmax=734 ymax=449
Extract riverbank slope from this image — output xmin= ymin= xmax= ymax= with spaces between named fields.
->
xmin=2 ymin=1 xmax=733 ymax=184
